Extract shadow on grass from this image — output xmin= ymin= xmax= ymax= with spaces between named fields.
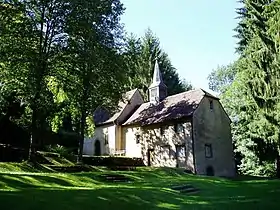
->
xmin=0 ymin=174 xmax=76 ymax=189
xmin=0 ymin=185 xmax=279 ymax=210
xmin=0 ymin=162 xmax=39 ymax=173
xmin=0 ymin=168 xmax=280 ymax=210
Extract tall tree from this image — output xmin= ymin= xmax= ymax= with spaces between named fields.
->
xmin=0 ymin=0 xmax=71 ymax=158
xmin=123 ymin=29 xmax=192 ymax=100
xmin=234 ymin=0 xmax=250 ymax=54
xmin=208 ymin=60 xmax=277 ymax=176
xmin=208 ymin=62 xmax=237 ymax=94
xmin=232 ymin=0 xmax=279 ymax=176
xmin=63 ymin=0 xmax=125 ymax=162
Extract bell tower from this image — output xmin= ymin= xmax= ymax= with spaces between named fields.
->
xmin=148 ymin=60 xmax=167 ymax=103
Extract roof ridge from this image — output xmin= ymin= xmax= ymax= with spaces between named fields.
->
xmin=164 ymin=88 xmax=200 ymax=100
xmin=199 ymin=88 xmax=219 ymax=99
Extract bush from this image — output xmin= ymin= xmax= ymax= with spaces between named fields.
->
xmin=254 ymin=162 xmax=276 ymax=177
xmin=0 ymin=145 xmax=27 ymax=162
xmin=46 ymin=144 xmax=74 ymax=160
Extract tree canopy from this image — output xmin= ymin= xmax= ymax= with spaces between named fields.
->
xmin=0 ymin=1 xmax=188 ymax=161
xmin=123 ymin=29 xmax=192 ymax=100
xmin=208 ymin=0 xmax=280 ymax=177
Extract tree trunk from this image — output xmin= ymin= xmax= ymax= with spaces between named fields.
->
xmin=77 ymin=111 xmax=86 ymax=163
xmin=28 ymin=108 xmax=37 ymax=161
xmin=276 ymin=146 xmax=280 ymax=178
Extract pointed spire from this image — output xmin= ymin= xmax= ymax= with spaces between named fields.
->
xmin=148 ymin=59 xmax=167 ymax=103
xmin=152 ymin=59 xmax=163 ymax=84
xmin=150 ymin=59 xmax=166 ymax=88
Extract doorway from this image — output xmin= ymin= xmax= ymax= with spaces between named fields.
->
xmin=175 ymin=145 xmax=186 ymax=168
xmin=94 ymin=140 xmax=101 ymax=156
xmin=206 ymin=166 xmax=215 ymax=176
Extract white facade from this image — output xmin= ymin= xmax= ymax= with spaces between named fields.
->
xmin=123 ymin=126 xmax=142 ymax=158
xmin=83 ymin=124 xmax=116 ymax=156
xmin=83 ymin=89 xmax=143 ymax=156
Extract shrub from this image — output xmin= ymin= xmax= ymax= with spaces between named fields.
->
xmin=46 ymin=144 xmax=74 ymax=159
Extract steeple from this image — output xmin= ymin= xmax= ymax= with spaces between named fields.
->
xmin=148 ymin=60 xmax=167 ymax=103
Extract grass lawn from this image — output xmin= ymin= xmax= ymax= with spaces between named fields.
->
xmin=0 ymin=163 xmax=279 ymax=210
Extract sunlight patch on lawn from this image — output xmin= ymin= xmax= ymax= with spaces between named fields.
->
xmin=97 ymin=196 xmax=109 ymax=201
xmin=157 ymin=202 xmax=180 ymax=209
xmin=182 ymin=199 xmax=209 ymax=205
xmin=129 ymin=194 xmax=151 ymax=204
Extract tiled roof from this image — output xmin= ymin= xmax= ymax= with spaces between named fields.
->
xmin=123 ymin=89 xmax=218 ymax=126
xmin=94 ymin=89 xmax=138 ymax=125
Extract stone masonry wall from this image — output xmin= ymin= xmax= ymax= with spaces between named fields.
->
xmin=193 ymin=97 xmax=235 ymax=177
xmin=123 ymin=120 xmax=195 ymax=172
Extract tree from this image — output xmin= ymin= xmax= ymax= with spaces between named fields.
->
xmin=0 ymin=0 xmax=72 ymax=158
xmin=238 ymin=0 xmax=280 ymax=177
xmin=221 ymin=0 xmax=279 ymax=177
xmin=0 ymin=0 xmax=126 ymax=162
xmin=234 ymin=0 xmax=251 ymax=54
xmin=63 ymin=0 xmax=125 ymax=162
xmin=208 ymin=58 xmax=278 ymax=176
xmin=123 ymin=29 xmax=192 ymax=100
xmin=208 ymin=62 xmax=237 ymax=94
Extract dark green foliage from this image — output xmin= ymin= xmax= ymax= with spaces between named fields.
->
xmin=0 ymin=1 xmax=191 ymax=163
xmin=238 ymin=0 xmax=280 ymax=177
xmin=0 ymin=0 xmax=75 ymax=158
xmin=209 ymin=0 xmax=280 ymax=177
xmin=208 ymin=62 xmax=237 ymax=94
xmin=123 ymin=29 xmax=192 ymax=100
xmin=0 ymin=0 xmax=126 ymax=161
xmin=60 ymin=0 xmax=125 ymax=162
xmin=46 ymin=144 xmax=74 ymax=159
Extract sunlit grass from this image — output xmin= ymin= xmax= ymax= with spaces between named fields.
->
xmin=0 ymin=164 xmax=279 ymax=209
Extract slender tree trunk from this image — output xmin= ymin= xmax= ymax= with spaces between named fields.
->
xmin=28 ymin=108 xmax=37 ymax=161
xmin=77 ymin=110 xmax=86 ymax=163
xmin=276 ymin=145 xmax=280 ymax=178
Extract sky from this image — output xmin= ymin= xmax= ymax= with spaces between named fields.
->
xmin=120 ymin=0 xmax=240 ymax=92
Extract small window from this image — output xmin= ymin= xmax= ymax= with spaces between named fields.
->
xmin=209 ymin=100 xmax=213 ymax=110
xmin=104 ymin=130 xmax=109 ymax=145
xmin=150 ymin=88 xmax=157 ymax=99
xmin=174 ymin=124 xmax=178 ymax=133
xmin=174 ymin=123 xmax=184 ymax=134
xmin=136 ymin=134 xmax=140 ymax=144
xmin=160 ymin=126 xmax=165 ymax=136
xmin=205 ymin=144 xmax=213 ymax=158
xmin=175 ymin=145 xmax=186 ymax=158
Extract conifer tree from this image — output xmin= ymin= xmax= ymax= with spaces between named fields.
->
xmin=235 ymin=0 xmax=280 ymax=176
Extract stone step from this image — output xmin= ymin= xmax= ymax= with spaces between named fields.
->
xmin=170 ymin=184 xmax=199 ymax=194
xmin=46 ymin=165 xmax=92 ymax=173
xmin=180 ymin=187 xmax=199 ymax=194
xmin=171 ymin=184 xmax=193 ymax=191
xmin=99 ymin=174 xmax=133 ymax=182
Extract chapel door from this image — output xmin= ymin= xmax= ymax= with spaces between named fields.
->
xmin=94 ymin=140 xmax=101 ymax=156
xmin=176 ymin=145 xmax=186 ymax=168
